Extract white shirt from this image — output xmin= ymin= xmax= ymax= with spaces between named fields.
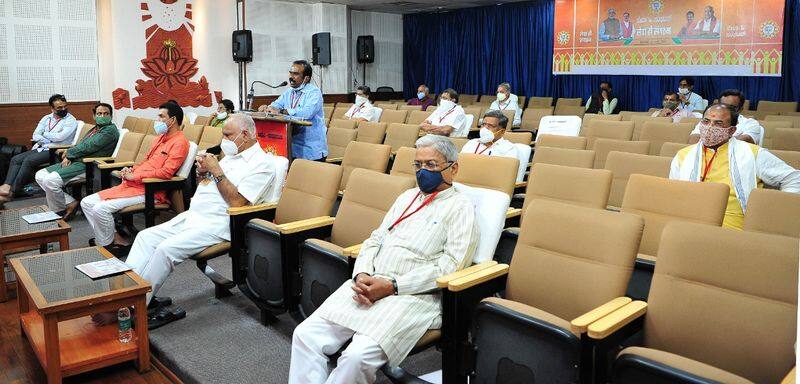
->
xmin=426 ymin=105 xmax=467 ymax=137
xmin=32 ymin=113 xmax=79 ymax=152
xmin=695 ymin=17 xmax=721 ymax=34
xmin=344 ymin=101 xmax=376 ymax=121
xmin=488 ymin=94 xmax=522 ymax=126
xmin=652 ymin=108 xmax=703 ymax=123
xmin=178 ymin=144 xmax=275 ymax=240
xmin=461 ymin=138 xmax=518 ymax=159
xmin=690 ymin=115 xmax=765 ymax=145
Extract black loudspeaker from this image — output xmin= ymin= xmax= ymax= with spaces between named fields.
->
xmin=232 ymin=30 xmax=253 ymax=63
xmin=357 ymin=35 xmax=374 ymax=63
xmin=312 ymin=32 xmax=331 ymax=66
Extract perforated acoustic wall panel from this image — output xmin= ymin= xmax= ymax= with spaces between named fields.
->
xmin=350 ymin=10 xmax=403 ymax=92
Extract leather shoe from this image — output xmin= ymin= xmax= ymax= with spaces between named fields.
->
xmin=62 ymin=201 xmax=79 ymax=222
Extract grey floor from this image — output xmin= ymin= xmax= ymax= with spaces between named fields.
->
xmin=7 ymin=195 xmax=441 ymax=384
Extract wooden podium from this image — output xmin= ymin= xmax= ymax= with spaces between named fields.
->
xmin=246 ymin=112 xmax=312 ymax=159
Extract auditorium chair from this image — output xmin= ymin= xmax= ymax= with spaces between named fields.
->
xmin=553 ymin=105 xmax=586 ymax=118
xmin=538 ymin=116 xmax=582 ymax=136
xmin=591 ymin=139 xmax=649 ymax=169
xmin=329 ymin=118 xmax=358 ymax=130
xmin=398 ymin=105 xmax=422 ymax=111
xmin=331 ymin=106 xmax=350 ymax=120
xmin=584 ymin=120 xmax=634 ymax=148
xmin=765 ymin=115 xmax=800 ymax=128
xmin=198 ymin=125 xmax=224 ymax=151
xmin=371 ymin=107 xmax=384 ymax=123
xmin=761 ymin=120 xmax=793 ymax=148
xmin=629 ymin=116 xmax=672 ymax=141
xmin=384 ymin=123 xmax=420 ymax=154
xmin=355 ymin=121 xmax=388 ymax=144
xmin=680 ymin=117 xmax=701 ymax=125
xmin=498 ymin=109 xmax=517 ymax=128
xmin=658 ymin=142 xmax=688 ymax=157
xmin=83 ymin=131 xmax=144 ymax=194
xmin=532 ymin=147 xmax=595 ymax=168
xmin=504 ymin=131 xmax=532 ymax=146
xmin=323 ymin=106 xmax=334 ymax=124
xmin=478 ymin=94 xmax=495 ymax=103
xmin=601 ymin=222 xmax=797 ymax=384
xmin=528 ymin=96 xmax=553 ymax=108
xmin=446 ymin=200 xmax=644 ymax=384
xmin=743 ymin=188 xmax=800 ymax=238
xmin=122 ymin=116 xmax=138 ymax=131
xmin=448 ymin=137 xmax=469 ymax=151
xmin=582 ymin=113 xmax=623 ymax=128
xmin=388 ymin=147 xmax=416 ymax=180
xmin=638 ymin=121 xmax=694 ymax=155
xmin=405 ymin=110 xmax=434 ymax=125
xmin=336 ymin=141 xmax=392 ymax=193
xmin=48 ymin=122 xmax=93 ymax=164
xmin=620 ymin=174 xmax=729 ymax=300
xmin=427 ymin=106 xmax=438 ymax=114
xmin=336 ymin=102 xmax=354 ymax=110
xmin=517 ymin=96 xmax=527 ymax=109
xmin=770 ymin=149 xmax=800 ymax=169
xmin=519 ymin=108 xmax=552 ymax=130
xmin=757 ymin=100 xmax=798 ymax=114
xmin=463 ymin=106 xmax=485 ymax=129
xmin=181 ymin=124 xmax=204 ymax=144
xmin=512 ymin=143 xmax=532 ymax=183
xmin=772 ymin=128 xmax=800 ymax=151
xmin=555 ymin=97 xmax=583 ymax=107
xmin=97 ymin=134 xmax=157 ymax=190
xmin=194 ymin=116 xmax=211 ymax=126
xmin=460 ymin=94 xmax=479 ymax=105
xmin=325 ymin=128 xmax=358 ymax=162
xmin=535 ymin=134 xmax=587 ymax=150
xmin=604 ymin=152 xmax=672 ymax=209
xmin=619 ymin=111 xmax=652 ymax=121
xmin=712 ymin=98 xmax=751 ymax=112
xmin=375 ymin=103 xmax=397 ymax=110
xmin=379 ymin=109 xmax=409 ymax=125
xmin=132 ymin=118 xmax=155 ymax=135
xmin=454 ymin=153 xmax=519 ymax=197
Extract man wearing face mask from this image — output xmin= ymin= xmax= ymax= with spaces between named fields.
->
xmin=406 ymin=84 xmax=435 ymax=111
xmin=343 ymin=86 xmax=376 ymax=122
xmin=677 ymin=76 xmax=705 ymax=112
xmin=653 ymin=90 xmax=702 ymax=122
xmin=0 ymin=94 xmax=78 ymax=203
xmin=688 ymin=89 xmax=763 ymax=145
xmin=209 ymin=99 xmax=235 ymax=127
xmin=488 ymin=82 xmax=521 ymax=126
xmin=585 ymin=81 xmax=620 ymax=115
xmin=35 ymin=103 xmax=119 ymax=219
xmin=670 ymin=104 xmax=800 ymax=229
xmin=461 ymin=110 xmax=517 ymax=159
xmin=81 ymin=102 xmax=189 ymax=253
xmin=258 ymin=60 xmax=327 ymax=161
xmin=290 ymin=134 xmax=477 ymax=383
xmin=421 ymin=88 xmax=467 ymax=137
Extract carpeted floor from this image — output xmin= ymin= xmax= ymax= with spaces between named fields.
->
xmin=7 ymin=195 xmax=442 ymax=384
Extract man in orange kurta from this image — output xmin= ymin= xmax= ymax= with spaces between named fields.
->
xmin=81 ymin=103 xmax=190 ymax=251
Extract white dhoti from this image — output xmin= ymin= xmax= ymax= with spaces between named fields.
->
xmin=289 ymin=314 xmax=388 ymax=384
xmin=80 ymin=193 xmax=145 ymax=246
xmin=34 ymin=169 xmax=82 ymax=212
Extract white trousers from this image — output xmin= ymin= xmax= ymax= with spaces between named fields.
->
xmin=80 ymin=193 xmax=145 ymax=247
xmin=124 ymin=215 xmax=224 ymax=305
xmin=34 ymin=169 xmax=81 ymax=212
xmin=289 ymin=314 xmax=388 ymax=384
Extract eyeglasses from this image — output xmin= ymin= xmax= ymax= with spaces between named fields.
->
xmin=412 ymin=161 xmax=453 ymax=171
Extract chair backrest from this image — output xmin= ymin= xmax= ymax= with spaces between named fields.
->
xmin=133 ymin=118 xmax=154 ymax=134
xmin=69 ymin=121 xmax=85 ymax=145
xmin=772 ymin=128 xmax=800 ymax=151
xmin=553 ymin=105 xmax=586 ymax=118
xmin=323 ymin=106 xmax=334 ymax=122
xmin=198 ymin=125 xmax=223 ymax=150
xmin=182 ymin=124 xmax=204 ymax=144
xmin=513 ymin=143 xmax=531 ymax=182
xmin=761 ymin=120 xmax=794 ymax=148
xmin=680 ymin=117 xmax=702 ymax=125
xmin=110 ymin=128 xmax=129 ymax=157
xmin=460 ymin=94 xmax=479 ymax=105
xmin=175 ymin=141 xmax=198 ymax=178
xmin=122 ymin=116 xmax=138 ymax=131
xmin=581 ymin=113 xmax=623 ymax=128
xmin=519 ymin=108 xmax=553 ymax=130
xmin=538 ymin=115 xmax=582 ymax=137
xmin=769 ymin=149 xmax=800 ymax=169
xmin=194 ymin=116 xmax=210 ymax=126
xmin=591 ymin=138 xmax=649 ymax=169
xmin=375 ymin=103 xmax=398 ymax=110
xmin=326 ymin=128 xmax=358 ymax=159
xmin=379 ymin=109 xmax=409 ymax=125
xmin=532 ymin=146 xmax=594 ymax=168
xmin=263 ymin=155 xmax=289 ymax=204
xmin=555 ymin=97 xmax=583 ymax=107
xmin=619 ymin=111 xmax=652 ymax=121
xmin=584 ymin=120 xmax=634 ymax=148
xmin=743 ymin=188 xmax=800 ymax=237
xmin=639 ymin=121 xmax=694 ymax=155
xmin=329 ymin=119 xmax=358 ymax=130
xmin=405 ymin=110 xmax=433 ymax=125
xmin=336 ymin=102 xmax=354 ymax=110
xmin=765 ymin=115 xmax=800 ymax=128
xmin=535 ymin=134 xmax=587 ymax=150
xmin=332 ymin=169 xmax=416 ymax=247
xmin=757 ymin=100 xmax=798 ymax=114
xmin=134 ymin=135 xmax=157 ymax=163
xmin=398 ymin=104 xmax=422 ymax=111
xmin=620 ymin=174 xmax=729 ymax=256
xmin=340 ymin=141 xmax=392 ymax=190
xmin=528 ymin=97 xmax=553 ymax=108
xmin=453 ymin=183 xmax=511 ymax=263
xmin=448 ymin=137 xmax=469 ymax=151
xmin=524 ymin=163 xmax=612 ymax=215
xmin=356 ymin=122 xmax=388 ymax=144
xmin=496 ymin=109 xmax=516 ymax=127
xmin=508 ymin=199 xmax=643 ymax=321
xmin=463 ymin=106 xmax=485 ymax=128
xmin=604 ymin=152 xmax=672 ymax=208
xmin=630 ymin=115 xmax=672 ymax=140
xmin=658 ymin=142 xmax=689 ymax=157
xmin=647 ymin=222 xmax=798 ymax=384
xmin=517 ymin=96 xmax=527 ymax=109
xmin=384 ymin=123 xmax=420 ymax=153
xmin=332 ymin=106 xmax=350 ymax=120
xmin=274 ymin=159 xmax=343 ymax=224
xmin=504 ymin=131 xmax=532 ymax=145
xmin=115 ymin=131 xmax=145 ymax=163
xmin=389 ymin=147 xmax=416 ymax=179
xmin=454 ymin=153 xmax=519 ymax=197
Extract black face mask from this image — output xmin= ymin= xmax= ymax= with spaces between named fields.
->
xmin=55 ymin=109 xmax=68 ymax=118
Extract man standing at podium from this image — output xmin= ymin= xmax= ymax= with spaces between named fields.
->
xmin=259 ymin=60 xmax=328 ymax=161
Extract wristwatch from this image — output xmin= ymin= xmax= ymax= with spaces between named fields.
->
xmin=391 ymin=278 xmax=398 ymax=295
xmin=212 ymin=174 xmax=227 ymax=184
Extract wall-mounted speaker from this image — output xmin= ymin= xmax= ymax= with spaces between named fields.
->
xmin=312 ymin=32 xmax=332 ymax=66
xmin=232 ymin=30 xmax=253 ymax=63
xmin=357 ymin=35 xmax=374 ymax=64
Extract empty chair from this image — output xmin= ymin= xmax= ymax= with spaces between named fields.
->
xmin=680 ymin=117 xmax=702 ymax=125
xmin=519 ymin=108 xmax=553 ymax=130
xmin=604 ymin=152 xmax=672 ymax=208
xmin=338 ymin=141 xmax=392 ymax=191
xmin=448 ymin=137 xmax=469 ymax=151
xmin=765 ymin=115 xmax=800 ymax=128
xmin=582 ymin=113 xmax=623 ymax=128
xmin=524 ymin=163 xmax=612 ymax=215
xmin=355 ymin=122 xmax=388 ymax=144
xmin=630 ymin=116 xmax=672 ymax=140
xmin=460 ymin=94 xmax=479 ymax=105
xmin=325 ymin=128 xmax=358 ymax=161
xmin=384 ymin=123 xmax=420 ymax=153
xmin=761 ymin=120 xmax=793 ymax=148
xmin=591 ymin=139 xmax=649 ymax=169
xmin=331 ymin=106 xmax=350 ymax=120
xmin=743 ymin=188 xmax=800 ymax=237
xmin=194 ymin=116 xmax=210 ymax=126
xmin=335 ymin=102 xmax=354 ymax=110
xmin=584 ymin=120 xmax=634 ymax=148
xmin=133 ymin=118 xmax=154 ymax=134
xmin=198 ymin=125 xmax=223 ymax=151
xmin=454 ymin=153 xmax=519 ymax=197
xmin=379 ymin=109 xmax=409 ymax=125
xmin=757 ymin=100 xmax=798 ymax=114
xmin=538 ymin=115 xmax=582 ymax=137
xmin=527 ymin=96 xmax=553 ymax=108
xmin=535 ymin=134 xmax=587 ymax=150
xmin=532 ymin=147 xmax=595 ymax=168
xmin=389 ymin=147 xmax=416 ymax=179
xmin=405 ymin=110 xmax=434 ymax=125
xmin=329 ymin=119 xmax=358 ymax=130
xmin=772 ymin=128 xmax=800 ymax=151
xmin=375 ymin=103 xmax=398 ymax=110
xmin=323 ymin=106 xmax=334 ymax=123
xmin=619 ymin=111 xmax=652 ymax=121
xmin=638 ymin=121 xmax=694 ymax=155
xmin=553 ymin=105 xmax=586 ymax=118
xmin=87 ymin=131 xmax=145 ymax=191
xmin=658 ymin=142 xmax=689 ymax=157
xmin=504 ymin=131 xmax=532 ymax=145
xmin=398 ymin=105 xmax=422 ymax=111
xmin=182 ymin=124 xmax=204 ymax=144
xmin=770 ymin=149 xmax=800 ymax=169
xmin=555 ymin=97 xmax=583 ymax=107
xmin=122 ymin=116 xmax=138 ymax=130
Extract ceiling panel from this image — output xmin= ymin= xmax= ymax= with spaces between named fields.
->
xmin=290 ymin=0 xmax=530 ymax=14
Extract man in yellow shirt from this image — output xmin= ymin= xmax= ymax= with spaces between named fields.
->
xmin=669 ymin=104 xmax=800 ymax=229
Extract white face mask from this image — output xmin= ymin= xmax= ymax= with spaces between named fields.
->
xmin=678 ymin=87 xmax=690 ymax=95
xmin=496 ymin=93 xmax=507 ymax=102
xmin=439 ymin=99 xmax=455 ymax=109
xmin=220 ymin=132 xmax=243 ymax=156
xmin=355 ymin=95 xmax=368 ymax=105
xmin=479 ymin=127 xmax=496 ymax=144
xmin=216 ymin=111 xmax=228 ymax=120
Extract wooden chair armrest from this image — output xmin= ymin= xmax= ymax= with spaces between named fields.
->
xmin=447 ymin=264 xmax=509 ymax=292
xmin=570 ymin=297 xmax=632 ymax=334
xmin=781 ymin=367 xmax=795 ymax=384
xmin=276 ymin=216 xmax=336 ymax=234
xmin=325 ymin=157 xmax=344 ymax=163
xmin=226 ymin=202 xmax=278 ymax=216
xmin=84 ymin=156 xmax=116 ymax=163
xmin=338 ymin=190 xmax=345 ymax=197
xmin=515 ymin=181 xmax=527 ymax=188
xmin=342 ymin=243 xmax=362 ymax=258
xmin=48 ymin=144 xmax=74 ymax=150
xmin=606 ymin=205 xmax=621 ymax=212
xmin=436 ymin=261 xmax=498 ymax=288
xmin=142 ymin=176 xmax=186 ymax=183
xmin=587 ymin=300 xmax=647 ymax=339
xmin=97 ymin=161 xmax=135 ymax=169
xmin=506 ymin=207 xmax=521 ymax=218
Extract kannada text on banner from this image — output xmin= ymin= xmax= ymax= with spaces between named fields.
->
xmin=553 ymin=0 xmax=785 ymax=76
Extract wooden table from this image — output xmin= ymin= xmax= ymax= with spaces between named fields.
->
xmin=0 ymin=205 xmax=71 ymax=302
xmin=10 ymin=247 xmax=151 ymax=384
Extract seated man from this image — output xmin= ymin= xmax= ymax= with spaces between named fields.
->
xmin=209 ymin=99 xmax=235 ymax=127
xmin=406 ymin=84 xmax=435 ymax=111
xmin=488 ymin=82 xmax=521 ymax=126
xmin=688 ymin=89 xmax=762 ymax=145
xmin=343 ymin=86 xmax=376 ymax=122
xmin=420 ymin=88 xmax=467 ymax=137
xmin=461 ymin=110 xmax=518 ymax=158
xmin=652 ymin=90 xmax=701 ymax=123
xmin=677 ymin=76 xmax=704 ymax=112
xmin=80 ymin=102 xmax=189 ymax=252
xmin=35 ymin=103 xmax=120 ymax=219
xmin=585 ymin=81 xmax=620 ymax=115
xmin=289 ymin=134 xmax=478 ymax=383
xmin=670 ymin=104 xmax=800 ymax=229
xmin=0 ymin=94 xmax=78 ymax=204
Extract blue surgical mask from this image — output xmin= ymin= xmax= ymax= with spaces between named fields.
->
xmin=154 ymin=121 xmax=169 ymax=135
xmin=417 ymin=92 xmax=426 ymax=100
xmin=415 ymin=163 xmax=453 ymax=193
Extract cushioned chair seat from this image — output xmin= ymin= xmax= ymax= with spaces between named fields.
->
xmin=190 ymin=241 xmax=231 ymax=261
xmin=618 ymin=347 xmax=755 ymax=384
xmin=482 ymin=297 xmax=577 ymax=336
xmin=117 ymin=202 xmax=170 ymax=214
xmin=249 ymin=218 xmax=280 ymax=231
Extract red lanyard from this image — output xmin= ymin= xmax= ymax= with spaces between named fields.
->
xmin=351 ymin=102 xmax=366 ymax=116
xmin=474 ymin=143 xmax=491 ymax=155
xmin=48 ymin=117 xmax=61 ymax=131
xmin=438 ymin=107 xmax=456 ymax=124
xmin=388 ymin=191 xmax=439 ymax=231
xmin=290 ymin=91 xmax=302 ymax=109
xmin=701 ymin=147 xmax=718 ymax=182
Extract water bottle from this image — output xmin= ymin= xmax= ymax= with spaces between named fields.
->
xmin=118 ymin=307 xmax=132 ymax=343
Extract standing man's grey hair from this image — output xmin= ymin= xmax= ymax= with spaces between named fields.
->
xmin=498 ymin=83 xmax=511 ymax=92
xmin=415 ymin=135 xmax=458 ymax=163
xmin=227 ymin=113 xmax=257 ymax=138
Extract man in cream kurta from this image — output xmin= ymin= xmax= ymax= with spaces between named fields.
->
xmin=462 ymin=110 xmax=518 ymax=159
xmin=290 ymin=135 xmax=478 ymax=383
xmin=421 ymin=88 xmax=467 ymax=137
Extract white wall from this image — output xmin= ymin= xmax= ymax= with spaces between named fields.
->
xmin=350 ymin=10 xmax=403 ymax=92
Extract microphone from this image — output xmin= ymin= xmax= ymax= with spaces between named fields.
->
xmin=247 ymin=81 xmax=288 ymax=111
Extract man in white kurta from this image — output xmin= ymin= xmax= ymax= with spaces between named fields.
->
xmin=290 ymin=135 xmax=478 ymax=384
xmin=421 ymin=88 xmax=467 ymax=137
xmin=688 ymin=90 xmax=764 ymax=145
xmin=462 ymin=110 xmax=518 ymax=159
xmin=488 ymin=82 xmax=521 ymax=127
xmin=344 ymin=86 xmax=377 ymax=122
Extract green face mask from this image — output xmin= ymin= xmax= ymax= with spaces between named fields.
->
xmin=94 ymin=115 xmax=112 ymax=126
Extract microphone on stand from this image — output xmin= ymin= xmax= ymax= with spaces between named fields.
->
xmin=246 ymin=81 xmax=289 ymax=111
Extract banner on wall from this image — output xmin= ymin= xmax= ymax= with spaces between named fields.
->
xmin=552 ymin=0 xmax=785 ymax=76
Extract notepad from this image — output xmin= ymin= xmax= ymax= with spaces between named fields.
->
xmin=75 ymin=258 xmax=132 ymax=279
xmin=21 ymin=211 xmax=61 ymax=224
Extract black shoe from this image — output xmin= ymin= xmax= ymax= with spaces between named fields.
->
xmin=148 ymin=306 xmax=186 ymax=330
xmin=107 ymin=243 xmax=132 ymax=258
xmin=147 ymin=296 xmax=173 ymax=310
xmin=88 ymin=238 xmax=96 ymax=246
